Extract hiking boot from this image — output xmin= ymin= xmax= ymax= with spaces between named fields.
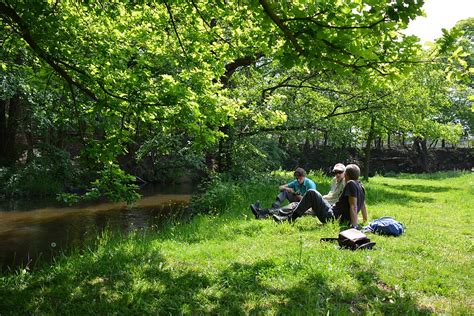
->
xmin=257 ymin=209 xmax=270 ymax=219
xmin=255 ymin=200 xmax=261 ymax=209
xmin=272 ymin=214 xmax=292 ymax=223
xmin=278 ymin=208 xmax=293 ymax=216
xmin=250 ymin=204 xmax=271 ymax=219
xmin=265 ymin=208 xmax=279 ymax=215
xmin=250 ymin=204 xmax=260 ymax=219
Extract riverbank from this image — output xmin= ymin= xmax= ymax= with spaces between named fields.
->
xmin=1 ymin=171 xmax=472 ymax=314
xmin=0 ymin=193 xmax=190 ymax=270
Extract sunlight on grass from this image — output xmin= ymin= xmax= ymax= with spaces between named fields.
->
xmin=0 ymin=172 xmax=472 ymax=314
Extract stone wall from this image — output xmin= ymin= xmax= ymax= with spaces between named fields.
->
xmin=284 ymin=147 xmax=473 ymax=175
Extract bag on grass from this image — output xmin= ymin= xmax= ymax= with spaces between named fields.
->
xmin=321 ymin=228 xmax=376 ymax=250
xmin=362 ymin=217 xmax=405 ymax=236
xmin=338 ymin=228 xmax=376 ymax=250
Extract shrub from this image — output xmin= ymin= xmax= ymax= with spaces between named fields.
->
xmin=189 ymin=172 xmax=289 ymax=216
xmin=57 ymin=163 xmax=140 ymax=205
xmin=0 ymin=145 xmax=76 ymax=197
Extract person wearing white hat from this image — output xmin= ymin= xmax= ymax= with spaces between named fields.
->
xmin=323 ymin=163 xmax=346 ymax=205
xmin=273 ymin=164 xmax=368 ymax=228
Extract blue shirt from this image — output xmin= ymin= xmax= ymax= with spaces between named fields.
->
xmin=287 ymin=178 xmax=316 ymax=196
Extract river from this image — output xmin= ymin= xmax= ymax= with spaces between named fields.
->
xmin=0 ymin=185 xmax=192 ymax=272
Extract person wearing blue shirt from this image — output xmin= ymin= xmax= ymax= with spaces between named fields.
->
xmin=250 ymin=167 xmax=316 ymax=219
xmin=273 ymin=167 xmax=316 ymax=208
xmin=273 ymin=164 xmax=368 ymax=228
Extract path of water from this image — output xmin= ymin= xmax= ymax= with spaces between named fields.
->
xmin=0 ymin=187 xmax=192 ymax=271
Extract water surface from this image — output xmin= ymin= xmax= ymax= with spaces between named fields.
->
xmin=0 ymin=191 xmax=191 ymax=271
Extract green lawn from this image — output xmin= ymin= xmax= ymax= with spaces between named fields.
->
xmin=1 ymin=172 xmax=473 ymax=315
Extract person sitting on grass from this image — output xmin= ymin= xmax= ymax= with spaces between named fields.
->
xmin=272 ymin=164 xmax=367 ymax=229
xmin=305 ymin=163 xmax=346 ymax=217
xmin=322 ymin=163 xmax=346 ymax=205
xmin=273 ymin=167 xmax=316 ymax=208
xmin=250 ymin=167 xmax=316 ymax=218
xmin=250 ymin=164 xmax=345 ymax=219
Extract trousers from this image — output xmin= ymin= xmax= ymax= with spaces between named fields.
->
xmin=291 ymin=189 xmax=334 ymax=223
xmin=275 ymin=190 xmax=300 ymax=206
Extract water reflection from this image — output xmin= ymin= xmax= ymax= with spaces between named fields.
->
xmin=0 ymin=193 xmax=191 ymax=271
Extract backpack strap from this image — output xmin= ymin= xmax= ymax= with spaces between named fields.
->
xmin=320 ymin=237 xmax=339 ymax=242
xmin=356 ymin=241 xmax=376 ymax=250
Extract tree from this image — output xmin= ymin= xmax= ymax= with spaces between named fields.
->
xmin=8 ymin=0 xmax=468 ymax=199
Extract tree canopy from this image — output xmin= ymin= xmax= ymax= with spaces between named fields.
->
xmin=0 ymin=0 xmax=472 ymax=200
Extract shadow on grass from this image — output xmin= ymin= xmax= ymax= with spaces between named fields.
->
xmin=142 ymin=259 xmax=433 ymax=314
xmin=171 ymin=260 xmax=434 ymax=314
xmin=382 ymin=184 xmax=452 ymax=193
xmin=0 ymin=247 xmax=433 ymax=315
xmin=365 ymin=186 xmax=435 ymax=206
xmin=383 ymin=171 xmax=467 ymax=180
xmin=0 ymin=237 xmax=169 ymax=314
xmin=213 ymin=260 xmax=432 ymax=314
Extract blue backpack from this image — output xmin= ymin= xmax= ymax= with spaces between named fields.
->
xmin=363 ymin=217 xmax=405 ymax=236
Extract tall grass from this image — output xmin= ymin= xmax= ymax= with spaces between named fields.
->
xmin=0 ymin=171 xmax=472 ymax=314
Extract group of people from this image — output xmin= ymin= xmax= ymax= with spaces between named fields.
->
xmin=250 ymin=163 xmax=367 ymax=229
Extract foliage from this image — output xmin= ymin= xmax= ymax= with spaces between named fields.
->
xmin=0 ymin=145 xmax=76 ymax=197
xmin=58 ymin=163 xmax=140 ymax=205
xmin=225 ymin=136 xmax=289 ymax=179
xmin=135 ymin=131 xmax=206 ymax=183
xmin=1 ymin=172 xmax=472 ymax=314
xmin=0 ymin=1 xmax=471 ymax=201
xmin=188 ymin=172 xmax=284 ymax=215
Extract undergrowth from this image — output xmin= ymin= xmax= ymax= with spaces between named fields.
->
xmin=0 ymin=171 xmax=472 ymax=315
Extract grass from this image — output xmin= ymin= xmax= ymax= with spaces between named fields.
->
xmin=0 ymin=171 xmax=473 ymax=315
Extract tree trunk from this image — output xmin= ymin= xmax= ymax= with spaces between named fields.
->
xmin=216 ymin=125 xmax=234 ymax=173
xmin=413 ymin=136 xmax=429 ymax=172
xmin=278 ymin=135 xmax=287 ymax=148
xmin=363 ymin=116 xmax=375 ymax=181
xmin=0 ymin=95 xmax=21 ymax=166
xmin=376 ymin=137 xmax=382 ymax=150
xmin=303 ymin=136 xmax=311 ymax=151
xmin=402 ymin=134 xmax=409 ymax=150
xmin=212 ymin=55 xmax=260 ymax=173
xmin=25 ymin=129 xmax=34 ymax=163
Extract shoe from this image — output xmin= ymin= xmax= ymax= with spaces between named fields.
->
xmin=278 ymin=208 xmax=293 ymax=216
xmin=272 ymin=214 xmax=291 ymax=223
xmin=266 ymin=208 xmax=279 ymax=215
xmin=258 ymin=209 xmax=270 ymax=219
xmin=250 ymin=204 xmax=260 ymax=219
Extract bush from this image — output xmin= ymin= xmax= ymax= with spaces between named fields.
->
xmin=57 ymin=163 xmax=140 ymax=205
xmin=227 ymin=137 xmax=288 ymax=179
xmin=189 ymin=172 xmax=286 ymax=215
xmin=0 ymin=145 xmax=76 ymax=197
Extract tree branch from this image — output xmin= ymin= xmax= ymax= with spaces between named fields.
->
xmin=188 ymin=0 xmax=233 ymax=47
xmin=0 ymin=2 xmax=99 ymax=101
xmin=241 ymin=90 xmax=394 ymax=137
xmin=220 ymin=54 xmax=263 ymax=87
xmin=261 ymin=76 xmax=292 ymax=100
xmin=163 ymin=0 xmax=188 ymax=59
xmin=238 ymin=102 xmax=380 ymax=137
xmin=282 ymin=16 xmax=388 ymax=30
xmin=258 ymin=0 xmax=305 ymax=56
xmin=239 ymin=123 xmax=326 ymax=137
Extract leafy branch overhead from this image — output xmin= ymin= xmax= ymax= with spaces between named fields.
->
xmin=0 ymin=0 xmax=471 ymax=200
xmin=2 ymin=1 xmax=425 ymax=104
